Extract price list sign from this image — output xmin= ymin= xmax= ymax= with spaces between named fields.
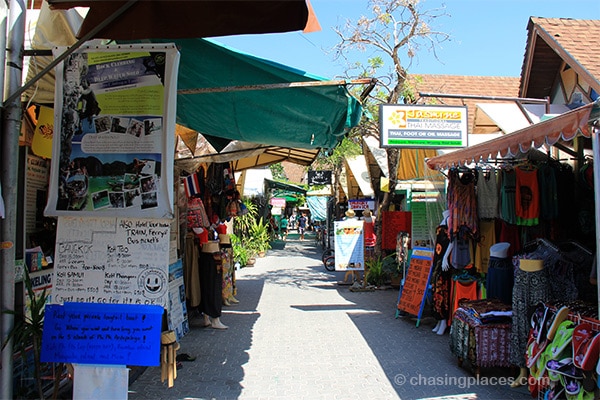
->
xmin=52 ymin=216 xmax=170 ymax=307
xmin=397 ymin=248 xmax=434 ymax=322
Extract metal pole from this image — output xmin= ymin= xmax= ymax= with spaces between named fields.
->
xmin=1 ymin=0 xmax=25 ymax=398
xmin=591 ymin=119 xmax=600 ymax=320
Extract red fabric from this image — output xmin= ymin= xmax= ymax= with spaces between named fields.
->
xmin=363 ymin=220 xmax=376 ymax=247
xmin=515 ymin=167 xmax=540 ymax=223
xmin=450 ymin=279 xmax=479 ymax=325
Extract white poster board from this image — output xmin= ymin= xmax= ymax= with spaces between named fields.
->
xmin=52 ymin=216 xmax=170 ymax=306
xmin=333 ymin=220 xmax=364 ymax=271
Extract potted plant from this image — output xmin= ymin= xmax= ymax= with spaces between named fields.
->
xmin=230 ymin=233 xmax=251 ymax=267
xmin=2 ymin=269 xmax=63 ymax=400
xmin=248 ymin=217 xmax=271 ymax=257
xmin=381 ymin=253 xmax=403 ymax=287
xmin=366 ymin=253 xmax=399 ymax=287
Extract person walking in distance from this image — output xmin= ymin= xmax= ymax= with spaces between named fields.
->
xmin=298 ymin=213 xmax=307 ymax=241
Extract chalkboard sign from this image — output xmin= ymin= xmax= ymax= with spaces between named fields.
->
xmin=397 ymin=247 xmax=434 ymax=326
xmin=41 ymin=302 xmax=163 ymax=366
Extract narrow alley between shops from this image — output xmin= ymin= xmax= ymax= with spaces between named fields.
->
xmin=128 ymin=234 xmax=532 ymax=400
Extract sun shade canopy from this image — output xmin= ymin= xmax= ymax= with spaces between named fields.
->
xmin=47 ymin=0 xmax=312 ymax=40
xmin=426 ymin=103 xmax=595 ymax=170
xmin=165 ymin=38 xmax=362 ymax=150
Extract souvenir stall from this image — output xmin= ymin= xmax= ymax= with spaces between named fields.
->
xmin=425 ymin=103 xmax=600 ymax=399
xmin=180 ymin=161 xmax=242 ymax=330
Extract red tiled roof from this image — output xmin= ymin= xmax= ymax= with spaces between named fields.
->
xmin=522 ymin=17 xmax=600 ymax=98
xmin=532 ymin=17 xmax=600 ymax=85
xmin=408 ymin=74 xmax=521 ymax=133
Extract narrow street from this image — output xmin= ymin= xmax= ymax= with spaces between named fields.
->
xmin=128 ymin=234 xmax=531 ymax=400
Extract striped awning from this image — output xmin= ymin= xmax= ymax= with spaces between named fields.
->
xmin=426 ymin=103 xmax=594 ymax=170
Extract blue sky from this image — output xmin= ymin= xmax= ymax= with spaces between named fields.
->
xmin=214 ymin=0 xmax=600 ymax=79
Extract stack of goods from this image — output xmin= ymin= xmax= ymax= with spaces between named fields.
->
xmin=526 ymin=302 xmax=600 ymax=399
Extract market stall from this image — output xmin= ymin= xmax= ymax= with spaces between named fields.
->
xmin=425 ymin=100 xmax=600 ymax=397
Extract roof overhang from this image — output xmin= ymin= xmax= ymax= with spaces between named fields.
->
xmin=345 ymin=155 xmax=374 ymax=198
xmin=426 ymin=103 xmax=595 ymax=170
xmin=47 ymin=0 xmax=313 ymax=40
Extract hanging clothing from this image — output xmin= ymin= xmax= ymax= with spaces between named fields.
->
xmin=187 ymin=197 xmax=210 ymax=229
xmin=184 ymin=234 xmax=201 ymax=308
xmin=447 ymin=168 xmax=478 ymax=235
xmin=363 ymin=218 xmax=376 ymax=247
xmin=485 ymin=256 xmax=513 ymax=305
xmin=450 ymin=276 xmax=479 ymax=325
xmin=199 ymin=251 xmax=224 ymax=318
xmin=431 ymin=224 xmax=452 ymax=321
xmin=509 ymin=268 xmax=550 ymax=368
xmin=537 ymin=164 xmax=558 ymax=220
xmin=474 ymin=219 xmax=496 ymax=273
xmin=476 ymin=166 xmax=498 ymax=220
xmin=515 ymin=166 xmax=540 ymax=226
xmin=499 ymin=168 xmax=517 ymax=225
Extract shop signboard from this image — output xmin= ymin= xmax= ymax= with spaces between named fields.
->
xmin=348 ymin=198 xmax=375 ymax=211
xmin=379 ymin=104 xmax=468 ymax=148
xmin=45 ymin=44 xmax=180 ymax=218
xmin=308 ymin=170 xmax=332 ymax=185
xmin=270 ymin=197 xmax=286 ymax=208
xmin=333 ymin=220 xmax=364 ymax=271
xmin=397 ymin=247 xmax=434 ymax=327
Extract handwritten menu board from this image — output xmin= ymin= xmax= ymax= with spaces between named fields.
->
xmin=381 ymin=211 xmax=411 ymax=250
xmin=41 ymin=302 xmax=163 ymax=366
xmin=397 ymin=248 xmax=434 ymax=318
xmin=52 ymin=216 xmax=170 ymax=307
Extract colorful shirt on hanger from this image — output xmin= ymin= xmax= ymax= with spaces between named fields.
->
xmin=499 ymin=168 xmax=517 ymax=225
xmin=515 ymin=166 xmax=540 ymax=226
xmin=447 ymin=168 xmax=478 ymax=235
xmin=476 ymin=166 xmax=498 ymax=219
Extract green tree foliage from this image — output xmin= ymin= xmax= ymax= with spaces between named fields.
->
xmin=269 ymin=162 xmax=286 ymax=181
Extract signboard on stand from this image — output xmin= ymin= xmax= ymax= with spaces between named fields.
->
xmin=397 ymin=247 xmax=434 ymax=327
xmin=333 ymin=220 xmax=364 ymax=271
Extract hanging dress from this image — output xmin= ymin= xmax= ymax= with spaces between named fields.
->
xmin=431 ymin=224 xmax=452 ymax=321
xmin=476 ymin=166 xmax=498 ymax=220
xmin=499 ymin=168 xmax=517 ymax=225
xmin=447 ymin=168 xmax=478 ymax=235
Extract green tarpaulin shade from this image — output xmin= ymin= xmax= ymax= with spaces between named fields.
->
xmin=155 ymin=38 xmax=363 ymax=150
xmin=265 ymin=179 xmax=307 ymax=194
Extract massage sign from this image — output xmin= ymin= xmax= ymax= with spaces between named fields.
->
xmin=379 ymin=104 xmax=468 ymax=149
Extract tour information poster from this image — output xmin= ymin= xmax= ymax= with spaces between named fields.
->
xmin=333 ymin=220 xmax=365 ymax=271
xmin=46 ymin=44 xmax=180 ymax=218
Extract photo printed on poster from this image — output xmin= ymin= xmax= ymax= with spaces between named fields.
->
xmin=45 ymin=44 xmax=179 ymax=218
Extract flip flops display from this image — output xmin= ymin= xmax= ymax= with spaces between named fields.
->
xmin=546 ymin=306 xmax=570 ymax=341
xmin=531 ymin=302 xmax=550 ymax=344
xmin=572 ymin=323 xmax=600 ymax=371
xmin=550 ymin=320 xmax=576 ymax=359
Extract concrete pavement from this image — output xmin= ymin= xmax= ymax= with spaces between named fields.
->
xmin=127 ymin=235 xmax=532 ymax=400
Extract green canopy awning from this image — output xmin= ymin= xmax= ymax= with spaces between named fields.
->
xmin=265 ymin=179 xmax=307 ymax=194
xmin=163 ymin=38 xmax=363 ymax=150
